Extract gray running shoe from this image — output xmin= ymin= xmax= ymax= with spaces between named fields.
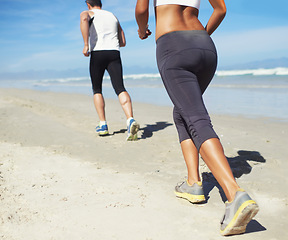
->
xmin=220 ymin=189 xmax=259 ymax=236
xmin=175 ymin=181 xmax=205 ymax=203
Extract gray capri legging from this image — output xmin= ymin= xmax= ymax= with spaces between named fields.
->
xmin=156 ymin=30 xmax=219 ymax=151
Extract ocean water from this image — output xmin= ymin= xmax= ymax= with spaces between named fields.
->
xmin=1 ymin=68 xmax=288 ymax=121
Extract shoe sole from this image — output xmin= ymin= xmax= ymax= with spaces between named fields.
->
xmin=126 ymin=133 xmax=138 ymax=141
xmin=126 ymin=122 xmax=140 ymax=141
xmin=220 ymin=200 xmax=259 ymax=236
xmin=130 ymin=122 xmax=140 ymax=135
xmin=174 ymin=191 xmax=206 ymax=203
xmin=97 ymin=130 xmax=109 ymax=136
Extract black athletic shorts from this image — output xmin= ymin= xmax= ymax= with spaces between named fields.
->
xmin=90 ymin=50 xmax=126 ymax=95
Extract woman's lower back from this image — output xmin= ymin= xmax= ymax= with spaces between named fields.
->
xmin=155 ymin=5 xmax=205 ymax=40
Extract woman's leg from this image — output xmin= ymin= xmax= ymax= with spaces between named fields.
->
xmin=180 ymin=139 xmax=201 ymax=185
xmin=199 ymin=138 xmax=239 ymax=202
xmin=174 ymin=107 xmax=201 ymax=184
xmin=160 ymin=52 xmax=238 ymax=201
xmin=157 ymin=31 xmax=237 ymax=199
xmin=157 ymin=31 xmax=258 ymax=235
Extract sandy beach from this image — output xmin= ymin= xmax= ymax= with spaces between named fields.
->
xmin=0 ymin=88 xmax=287 ymax=240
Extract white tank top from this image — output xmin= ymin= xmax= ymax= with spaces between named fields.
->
xmin=154 ymin=0 xmax=201 ymax=9
xmin=89 ymin=9 xmax=120 ymax=51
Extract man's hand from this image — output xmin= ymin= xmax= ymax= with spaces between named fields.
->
xmin=83 ymin=45 xmax=90 ymax=57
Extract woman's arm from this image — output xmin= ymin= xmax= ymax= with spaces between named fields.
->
xmin=135 ymin=0 xmax=151 ymax=39
xmin=205 ymin=0 xmax=226 ymax=35
xmin=118 ymin=23 xmax=126 ymax=47
xmin=80 ymin=11 xmax=91 ymax=57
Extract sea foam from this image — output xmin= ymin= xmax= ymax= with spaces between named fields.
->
xmin=216 ymin=67 xmax=288 ymax=76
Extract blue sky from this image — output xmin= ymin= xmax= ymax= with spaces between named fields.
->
xmin=0 ymin=0 xmax=288 ymax=75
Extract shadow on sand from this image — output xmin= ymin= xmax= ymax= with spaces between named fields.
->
xmin=139 ymin=121 xmax=173 ymax=139
xmin=111 ymin=121 xmax=173 ymax=139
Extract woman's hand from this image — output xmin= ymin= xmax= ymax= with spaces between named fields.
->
xmin=138 ymin=26 xmax=152 ymax=40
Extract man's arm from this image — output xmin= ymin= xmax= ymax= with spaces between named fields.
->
xmin=80 ymin=11 xmax=90 ymax=57
xmin=118 ymin=23 xmax=126 ymax=47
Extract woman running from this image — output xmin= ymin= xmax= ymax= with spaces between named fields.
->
xmin=135 ymin=0 xmax=259 ymax=236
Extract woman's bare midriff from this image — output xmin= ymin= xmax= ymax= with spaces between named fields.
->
xmin=155 ymin=5 xmax=205 ymax=40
